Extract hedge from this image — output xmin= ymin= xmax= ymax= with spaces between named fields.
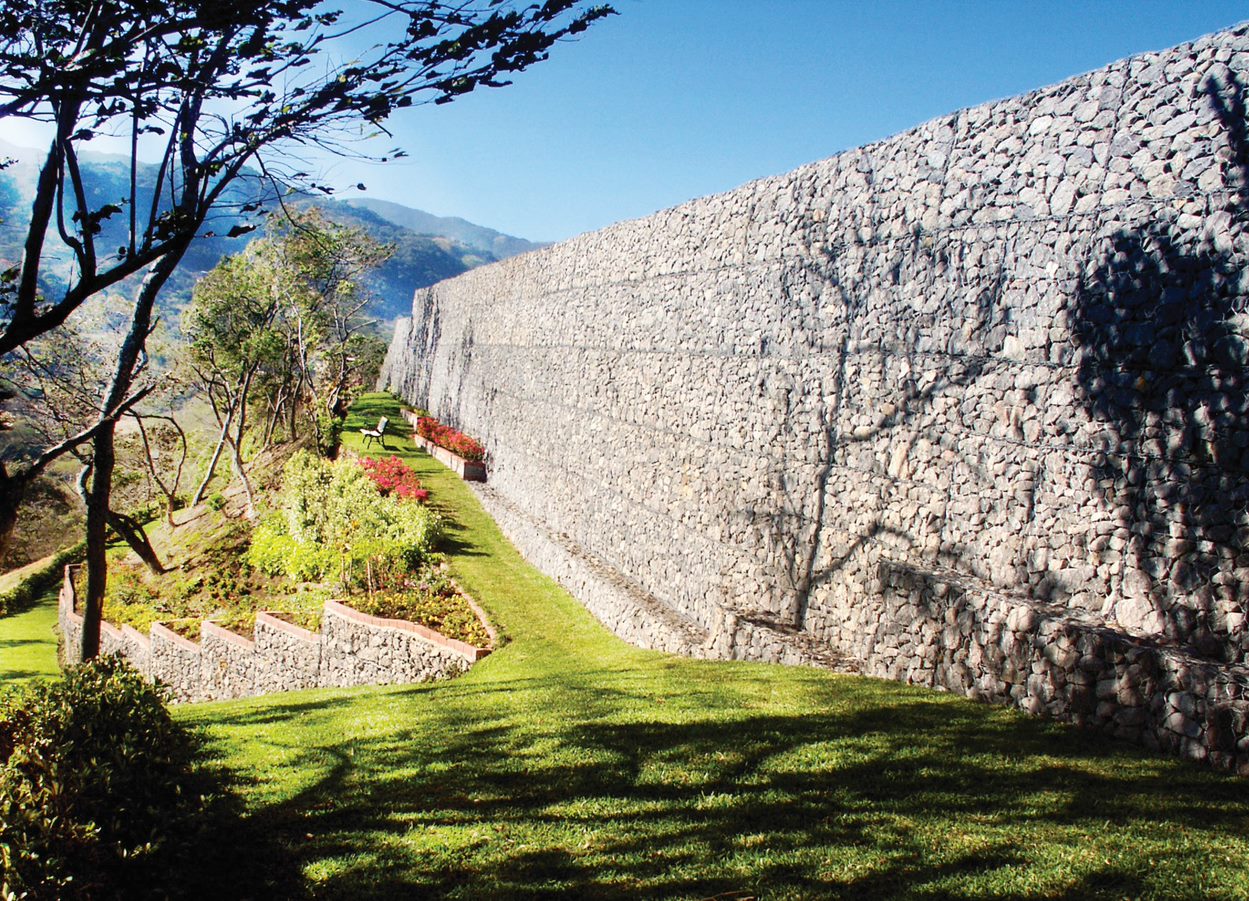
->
xmin=0 ymin=541 xmax=87 ymax=619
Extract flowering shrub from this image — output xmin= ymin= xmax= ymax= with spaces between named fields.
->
xmin=0 ymin=657 xmax=228 ymax=898
xmin=416 ymin=416 xmax=486 ymax=462
xmin=359 ymin=455 xmax=430 ymax=503
xmin=247 ymin=452 xmax=443 ymax=590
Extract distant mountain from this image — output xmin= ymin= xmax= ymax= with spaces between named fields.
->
xmin=0 ymin=140 xmax=537 ymax=323
xmin=342 ymin=197 xmax=546 ymax=260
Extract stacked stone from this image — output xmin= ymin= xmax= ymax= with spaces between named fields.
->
xmin=199 ymin=622 xmax=257 ymax=702
xmin=868 ymin=561 xmax=1249 ymax=768
xmin=56 ymin=567 xmax=82 ymax=669
xmin=57 ymin=569 xmax=490 ymax=703
xmin=254 ymin=613 xmax=322 ymax=693
xmin=381 ymin=25 xmax=1249 ymax=768
xmin=148 ymin=625 xmax=202 ymax=704
xmin=473 ymin=484 xmax=717 ymax=657
xmin=319 ymin=601 xmax=472 ymax=688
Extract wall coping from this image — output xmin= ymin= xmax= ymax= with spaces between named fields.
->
xmin=150 ymin=621 xmax=201 ymax=652
xmin=201 ymin=619 xmax=256 ymax=651
xmin=62 ymin=563 xmax=491 ymax=657
xmin=60 ymin=564 xmax=496 ymax=699
xmin=255 ymin=610 xmax=320 ymax=643
xmin=121 ymin=624 xmax=151 ymax=649
xmin=461 ymin=590 xmax=499 ymax=647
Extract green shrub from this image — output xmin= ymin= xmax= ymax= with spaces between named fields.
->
xmin=247 ymin=514 xmax=336 ymax=583
xmin=99 ymin=567 xmax=165 ymax=634
xmin=0 ymin=657 xmax=229 ymax=899
xmin=316 ymin=413 xmax=345 ymax=457
xmin=247 ymin=451 xmax=443 ymax=590
xmin=206 ymin=493 xmax=227 ymax=511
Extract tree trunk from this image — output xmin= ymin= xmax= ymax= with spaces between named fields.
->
xmin=107 ymin=510 xmax=164 ymax=574
xmin=191 ymin=397 xmax=235 ymax=507
xmin=81 ymin=246 xmax=186 ymax=659
xmin=287 ymin=387 xmax=299 ymax=440
xmin=228 ymin=369 xmax=257 ymax=518
xmin=226 ymin=436 xmax=257 ymax=519
xmin=81 ymin=428 xmax=113 ymax=660
xmin=75 ymin=463 xmax=165 ymax=576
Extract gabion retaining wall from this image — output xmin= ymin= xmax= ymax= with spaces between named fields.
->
xmin=59 ymin=567 xmax=493 ymax=703
xmin=381 ymin=25 xmax=1249 ymax=769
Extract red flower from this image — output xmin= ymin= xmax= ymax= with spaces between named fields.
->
xmin=416 ymin=416 xmax=485 ymax=462
xmin=359 ymin=455 xmax=428 ymax=502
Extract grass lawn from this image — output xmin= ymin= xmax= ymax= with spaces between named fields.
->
xmin=175 ymin=393 xmax=1249 ymax=898
xmin=0 ymin=586 xmax=61 ymax=683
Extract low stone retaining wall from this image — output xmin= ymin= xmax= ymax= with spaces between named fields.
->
xmin=58 ymin=566 xmax=493 ymax=704
xmin=847 ymin=560 xmax=1249 ymax=772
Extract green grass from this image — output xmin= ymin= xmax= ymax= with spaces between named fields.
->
xmin=0 ymin=586 xmax=61 ymax=683
xmin=171 ymin=393 xmax=1249 ymax=897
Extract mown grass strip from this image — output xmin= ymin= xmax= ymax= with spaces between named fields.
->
xmin=0 ymin=586 xmax=61 ymax=683
xmin=180 ymin=393 xmax=1249 ymax=900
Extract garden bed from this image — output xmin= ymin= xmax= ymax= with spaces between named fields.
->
xmin=60 ymin=564 xmax=495 ymax=703
xmin=60 ymin=450 xmax=495 ymax=700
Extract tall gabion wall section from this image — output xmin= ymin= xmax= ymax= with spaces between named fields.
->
xmin=383 ymin=26 xmax=1249 ymax=766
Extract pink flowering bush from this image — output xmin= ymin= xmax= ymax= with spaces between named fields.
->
xmin=359 ymin=455 xmax=430 ymax=502
xmin=416 ymin=416 xmax=486 ymax=462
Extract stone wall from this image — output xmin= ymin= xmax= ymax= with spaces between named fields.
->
xmin=381 ymin=25 xmax=1249 ymax=768
xmin=58 ymin=567 xmax=492 ymax=703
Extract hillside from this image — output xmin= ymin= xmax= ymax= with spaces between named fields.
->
xmin=0 ymin=139 xmax=537 ymax=321
xmin=342 ymin=197 xmax=546 ymax=260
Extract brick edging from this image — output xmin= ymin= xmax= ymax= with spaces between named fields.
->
xmin=59 ymin=563 xmax=497 ymax=700
xmin=150 ymin=622 xmax=201 ymax=651
xmin=255 ymin=611 xmax=320 ymax=643
xmin=202 ymin=620 xmax=256 ymax=650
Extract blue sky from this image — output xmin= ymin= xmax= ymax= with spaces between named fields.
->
xmin=3 ymin=2 xmax=1244 ymax=243
xmin=339 ymin=1 xmax=1245 ymax=242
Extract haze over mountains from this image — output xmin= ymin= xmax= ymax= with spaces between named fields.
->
xmin=0 ymin=139 xmax=543 ymax=322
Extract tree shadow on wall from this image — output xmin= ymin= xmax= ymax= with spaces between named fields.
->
xmin=749 ymin=213 xmax=1010 ymax=632
xmin=1069 ymin=70 xmax=1249 ymax=661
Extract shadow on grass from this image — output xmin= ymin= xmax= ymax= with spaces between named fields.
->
xmin=175 ymin=765 xmax=313 ymax=901
xmin=436 ymin=512 xmax=488 ymax=559
xmin=202 ymin=672 xmax=1249 ymax=900
xmin=0 ymin=669 xmax=49 ymax=681
xmin=0 ymin=637 xmax=49 ymax=649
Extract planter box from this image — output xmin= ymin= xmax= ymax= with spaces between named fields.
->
xmin=402 ymin=409 xmax=487 ymax=481
xmin=415 ymin=434 xmax=487 ymax=481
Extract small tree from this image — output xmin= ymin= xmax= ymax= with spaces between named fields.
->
xmin=1 ymin=299 xmax=175 ymax=572
xmin=0 ymin=0 xmax=614 ymax=658
xmin=271 ymin=209 xmax=392 ymax=426
xmin=185 ymin=209 xmax=389 ymax=509
xmin=183 ymin=251 xmax=284 ymax=518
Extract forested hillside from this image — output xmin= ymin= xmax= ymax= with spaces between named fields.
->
xmin=0 ymin=139 xmax=536 ymax=321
